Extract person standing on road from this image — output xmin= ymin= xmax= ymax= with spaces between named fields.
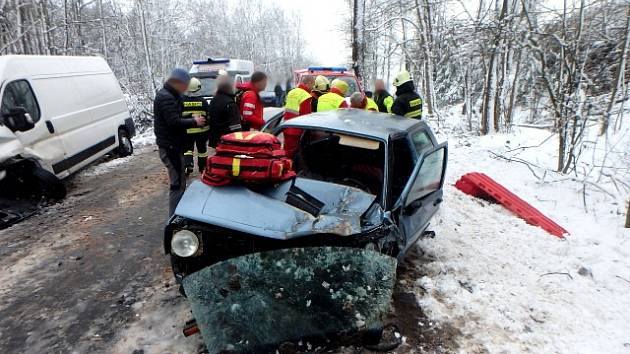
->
xmin=283 ymin=75 xmax=315 ymax=157
xmin=239 ymin=71 xmax=267 ymax=131
xmin=374 ymin=79 xmax=394 ymax=113
xmin=154 ymin=69 xmax=206 ymax=216
xmin=181 ymin=78 xmax=210 ymax=175
xmin=391 ymin=70 xmax=423 ymax=119
xmin=274 ymin=82 xmax=284 ymax=107
xmin=208 ymin=73 xmax=242 ymax=148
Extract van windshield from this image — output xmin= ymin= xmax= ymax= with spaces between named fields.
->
xmin=192 ymin=77 xmax=218 ymax=97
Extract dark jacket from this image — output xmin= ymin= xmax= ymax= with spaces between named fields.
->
xmin=392 ymin=81 xmax=423 ymax=119
xmin=374 ymin=89 xmax=393 ymax=113
xmin=154 ymin=83 xmax=197 ymax=150
xmin=208 ymin=85 xmax=242 ymax=147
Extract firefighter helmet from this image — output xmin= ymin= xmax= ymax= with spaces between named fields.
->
xmin=393 ymin=70 xmax=412 ymax=87
xmin=187 ymin=77 xmax=202 ymax=93
xmin=331 ymin=78 xmax=349 ymax=96
xmin=313 ymin=75 xmax=330 ymax=93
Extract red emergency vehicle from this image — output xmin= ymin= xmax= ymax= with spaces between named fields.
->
xmin=293 ymin=66 xmax=363 ymax=97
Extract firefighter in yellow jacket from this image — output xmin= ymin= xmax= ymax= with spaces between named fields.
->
xmin=316 ymin=79 xmax=349 ymax=112
xmin=182 ymin=78 xmax=210 ymax=175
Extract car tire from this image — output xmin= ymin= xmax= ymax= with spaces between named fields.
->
xmin=32 ymin=166 xmax=66 ymax=200
xmin=116 ymin=128 xmax=133 ymax=157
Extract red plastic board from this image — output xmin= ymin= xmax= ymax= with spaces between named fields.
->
xmin=455 ymin=172 xmax=569 ymax=238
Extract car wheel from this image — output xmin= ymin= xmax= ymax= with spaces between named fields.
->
xmin=116 ymin=128 xmax=133 ymax=157
xmin=32 ymin=166 xmax=66 ymax=200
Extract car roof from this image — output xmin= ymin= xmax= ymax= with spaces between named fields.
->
xmin=279 ymin=109 xmax=427 ymax=140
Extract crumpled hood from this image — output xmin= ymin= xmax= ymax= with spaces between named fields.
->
xmin=174 ymin=178 xmax=377 ymax=240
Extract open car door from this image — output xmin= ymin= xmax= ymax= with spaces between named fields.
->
xmin=394 ymin=143 xmax=447 ymax=254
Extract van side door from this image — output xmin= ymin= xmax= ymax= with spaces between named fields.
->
xmin=1 ymin=79 xmax=65 ymax=170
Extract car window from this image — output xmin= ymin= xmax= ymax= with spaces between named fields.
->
xmin=405 ymin=146 xmax=445 ymax=205
xmin=1 ymin=80 xmax=41 ymax=123
xmin=411 ymin=130 xmax=433 ymax=155
xmin=390 ymin=137 xmax=415 ymax=206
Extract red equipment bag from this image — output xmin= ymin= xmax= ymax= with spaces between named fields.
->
xmin=202 ymin=132 xmax=296 ymax=186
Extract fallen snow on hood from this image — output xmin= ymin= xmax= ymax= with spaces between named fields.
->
xmin=415 ymin=123 xmax=630 ymax=353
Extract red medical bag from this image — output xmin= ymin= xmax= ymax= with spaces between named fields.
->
xmin=202 ymin=132 xmax=295 ymax=186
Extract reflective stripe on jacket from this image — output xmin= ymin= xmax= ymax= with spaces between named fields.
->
xmin=182 ymin=96 xmax=210 ymax=134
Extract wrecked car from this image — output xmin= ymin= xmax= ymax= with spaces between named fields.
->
xmin=164 ymin=109 xmax=447 ymax=352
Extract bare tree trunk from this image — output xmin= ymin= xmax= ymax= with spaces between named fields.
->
xmin=415 ymin=0 xmax=436 ymax=117
xmin=98 ymin=0 xmax=108 ymax=58
xmin=625 ymin=199 xmax=630 ymax=228
xmin=600 ymin=4 xmax=630 ymax=135
xmin=137 ymin=0 xmax=156 ymax=93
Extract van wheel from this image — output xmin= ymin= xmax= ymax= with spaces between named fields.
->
xmin=116 ymin=128 xmax=133 ymax=157
xmin=32 ymin=167 xmax=66 ymax=200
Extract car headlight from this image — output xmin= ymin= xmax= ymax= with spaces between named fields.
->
xmin=171 ymin=229 xmax=200 ymax=257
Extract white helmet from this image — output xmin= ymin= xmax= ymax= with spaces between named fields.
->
xmin=187 ymin=77 xmax=202 ymax=93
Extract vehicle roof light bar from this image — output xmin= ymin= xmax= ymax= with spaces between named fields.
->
xmin=193 ymin=58 xmax=231 ymax=65
xmin=308 ymin=66 xmax=347 ymax=72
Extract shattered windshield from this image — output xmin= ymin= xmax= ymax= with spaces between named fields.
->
xmin=183 ymin=247 xmax=397 ymax=353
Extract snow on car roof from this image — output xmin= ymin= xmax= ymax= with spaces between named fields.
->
xmin=279 ymin=109 xmax=426 ymax=140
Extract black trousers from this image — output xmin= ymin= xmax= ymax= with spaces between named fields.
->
xmin=183 ymin=132 xmax=208 ymax=172
xmin=159 ymin=147 xmax=186 ymax=216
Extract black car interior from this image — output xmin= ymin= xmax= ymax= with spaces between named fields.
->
xmin=293 ymin=130 xmax=385 ymax=196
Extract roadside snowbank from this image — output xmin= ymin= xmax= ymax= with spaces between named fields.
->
xmin=416 ymin=124 xmax=630 ymax=353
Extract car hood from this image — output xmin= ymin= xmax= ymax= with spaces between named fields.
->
xmin=175 ymin=178 xmax=378 ymax=240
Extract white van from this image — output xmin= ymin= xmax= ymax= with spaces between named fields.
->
xmin=0 ymin=55 xmax=134 ymax=199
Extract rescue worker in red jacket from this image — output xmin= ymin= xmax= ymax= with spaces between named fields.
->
xmin=317 ymin=78 xmax=349 ymax=112
xmin=283 ymin=75 xmax=315 ymax=157
xmin=239 ymin=71 xmax=267 ymax=130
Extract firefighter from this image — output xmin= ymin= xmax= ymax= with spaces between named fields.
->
xmin=181 ymin=77 xmax=210 ymax=175
xmin=316 ymin=78 xmax=349 ymax=112
xmin=374 ymin=79 xmax=394 ymax=113
xmin=239 ymin=71 xmax=267 ymax=130
xmin=310 ymin=75 xmax=330 ymax=112
xmin=391 ymin=70 xmax=423 ymax=119
xmin=283 ymin=76 xmax=315 ymax=158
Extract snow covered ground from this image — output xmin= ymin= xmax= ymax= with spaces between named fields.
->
xmin=415 ymin=111 xmax=630 ymax=353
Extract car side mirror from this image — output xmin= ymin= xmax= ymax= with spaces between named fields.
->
xmin=2 ymin=107 xmax=35 ymax=132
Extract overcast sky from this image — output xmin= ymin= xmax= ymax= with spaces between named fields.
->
xmin=272 ymin=0 xmax=351 ymax=66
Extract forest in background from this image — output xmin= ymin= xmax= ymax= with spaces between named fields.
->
xmin=350 ymin=0 xmax=629 ymax=173
xmin=0 ymin=0 xmax=629 ymax=177
xmin=0 ymin=0 xmax=312 ymax=128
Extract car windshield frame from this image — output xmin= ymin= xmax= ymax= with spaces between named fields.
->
xmin=274 ymin=125 xmax=390 ymax=207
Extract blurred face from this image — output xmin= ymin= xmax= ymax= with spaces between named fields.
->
xmin=303 ymin=78 xmax=315 ymax=90
xmin=169 ymin=79 xmax=189 ymax=94
xmin=254 ymin=78 xmax=267 ymax=92
xmin=375 ymin=79 xmax=385 ymax=91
